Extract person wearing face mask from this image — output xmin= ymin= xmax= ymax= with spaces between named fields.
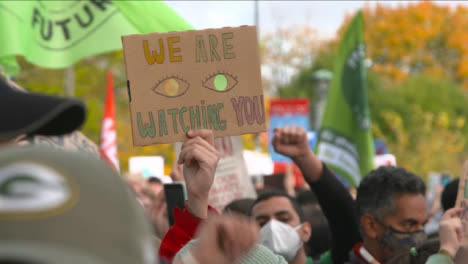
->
xmin=352 ymin=166 xmax=428 ymax=263
xmin=249 ymin=191 xmax=312 ymax=264
xmin=159 ymin=125 xmax=361 ymax=263
xmin=159 ymin=125 xmax=429 ymax=264
xmin=272 ymin=126 xmax=430 ymax=264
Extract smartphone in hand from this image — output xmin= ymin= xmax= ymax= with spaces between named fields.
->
xmin=164 ymin=183 xmax=187 ymax=226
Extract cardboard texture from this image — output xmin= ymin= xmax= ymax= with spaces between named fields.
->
xmin=456 ymin=160 xmax=468 ymax=245
xmin=122 ymin=26 xmax=265 ymax=146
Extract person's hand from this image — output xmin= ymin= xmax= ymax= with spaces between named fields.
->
xmin=272 ymin=126 xmax=323 ymax=183
xmin=150 ymin=191 xmax=170 ymax=239
xmin=170 ymin=160 xmax=184 ymax=182
xmin=272 ymin=126 xmax=310 ymax=160
xmin=191 ymin=214 xmax=259 ymax=264
xmin=439 ymin=207 xmax=463 ymax=259
xmin=178 ymin=129 xmax=220 ymax=218
xmin=284 ymin=163 xmax=296 ymax=196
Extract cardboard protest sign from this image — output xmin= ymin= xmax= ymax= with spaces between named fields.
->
xmin=175 ymin=136 xmax=257 ymax=211
xmin=456 ymin=160 xmax=468 ymax=245
xmin=122 ymin=26 xmax=265 ymax=146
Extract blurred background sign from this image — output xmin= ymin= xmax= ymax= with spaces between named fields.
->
xmin=129 ymin=156 xmax=166 ymax=181
xmin=268 ymin=98 xmax=310 ymax=162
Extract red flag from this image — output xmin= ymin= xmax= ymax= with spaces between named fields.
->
xmin=100 ymin=71 xmax=120 ymax=171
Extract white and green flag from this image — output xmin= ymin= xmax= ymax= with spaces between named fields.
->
xmin=315 ymin=11 xmax=375 ymax=186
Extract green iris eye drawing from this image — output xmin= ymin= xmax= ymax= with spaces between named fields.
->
xmin=214 ymin=74 xmax=228 ymax=91
xmin=203 ymin=72 xmax=238 ymax=92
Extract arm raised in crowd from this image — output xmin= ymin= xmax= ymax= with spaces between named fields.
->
xmin=178 ymin=129 xmax=220 ymax=219
xmin=272 ymin=126 xmax=323 ymax=182
xmin=159 ymin=129 xmax=221 ymax=261
xmin=272 ymin=126 xmax=361 ymax=263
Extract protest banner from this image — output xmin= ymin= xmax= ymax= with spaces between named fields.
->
xmin=176 ymin=136 xmax=256 ymax=211
xmin=122 ymin=26 xmax=265 ymax=146
xmin=268 ymin=98 xmax=310 ymax=162
xmin=0 ymin=0 xmax=191 ymax=75
xmin=315 ymin=11 xmax=375 ymax=187
xmin=456 ymin=160 xmax=468 ymax=245
xmin=129 ymin=156 xmax=164 ymax=178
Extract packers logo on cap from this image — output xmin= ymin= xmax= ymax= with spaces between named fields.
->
xmin=0 ymin=162 xmax=78 ymax=219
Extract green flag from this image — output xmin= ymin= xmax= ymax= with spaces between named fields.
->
xmin=0 ymin=0 xmax=192 ymax=75
xmin=315 ymin=11 xmax=374 ymax=187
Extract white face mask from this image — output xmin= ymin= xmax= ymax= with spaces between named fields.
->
xmin=259 ymin=219 xmax=303 ymax=261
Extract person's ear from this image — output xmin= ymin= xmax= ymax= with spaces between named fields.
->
xmin=361 ymin=213 xmax=381 ymax=239
xmin=298 ymin=221 xmax=311 ymax=242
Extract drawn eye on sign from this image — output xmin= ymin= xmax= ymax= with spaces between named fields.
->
xmin=122 ymin=26 xmax=266 ymax=145
xmin=152 ymin=76 xmax=190 ymax=98
xmin=203 ymin=72 xmax=238 ymax=92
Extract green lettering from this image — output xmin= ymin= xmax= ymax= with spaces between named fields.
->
xmin=209 ymin=34 xmax=220 ymax=61
xmin=195 ymin=35 xmax=208 ymax=62
xmin=137 ymin=112 xmax=156 ymax=138
xmin=216 ymin=103 xmax=226 ymax=131
xmin=179 ymin=107 xmax=189 ymax=133
xmin=167 ymin=108 xmax=179 ymax=134
xmin=158 ymin=110 xmax=168 ymax=136
xmin=222 ymin=32 xmax=235 ymax=59
xmin=201 ymin=100 xmax=208 ymax=129
xmin=207 ymin=104 xmax=219 ymax=130
xmin=190 ymin=106 xmax=201 ymax=130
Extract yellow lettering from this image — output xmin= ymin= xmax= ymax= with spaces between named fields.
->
xmin=143 ymin=39 xmax=165 ymax=65
xmin=168 ymin=37 xmax=182 ymax=62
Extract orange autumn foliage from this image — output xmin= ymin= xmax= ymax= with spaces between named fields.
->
xmin=339 ymin=1 xmax=468 ymax=89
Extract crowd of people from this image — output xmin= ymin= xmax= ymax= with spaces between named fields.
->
xmin=0 ymin=75 xmax=465 ymax=264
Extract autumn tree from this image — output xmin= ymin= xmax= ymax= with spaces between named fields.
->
xmin=279 ymin=1 xmax=468 ymax=179
xmin=370 ymin=74 xmax=468 ymax=179
xmin=340 ymin=1 xmax=468 ymax=88
xmin=260 ymin=26 xmax=320 ymax=95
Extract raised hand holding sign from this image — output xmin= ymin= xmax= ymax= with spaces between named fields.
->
xmin=177 ymin=129 xmax=220 ymax=219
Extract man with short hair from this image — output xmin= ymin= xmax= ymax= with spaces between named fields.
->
xmin=249 ymin=191 xmax=312 ymax=264
xmin=272 ymin=126 xmax=434 ymax=264
xmin=159 ymin=126 xmax=360 ymax=263
xmin=272 ymin=126 xmax=361 ymax=264
xmin=354 ymin=166 xmax=427 ymax=263
xmin=160 ymin=126 xmax=432 ymax=263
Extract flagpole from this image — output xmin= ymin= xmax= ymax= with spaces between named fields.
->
xmin=64 ymin=66 xmax=75 ymax=97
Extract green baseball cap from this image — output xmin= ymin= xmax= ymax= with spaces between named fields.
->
xmin=0 ymin=146 xmax=158 ymax=264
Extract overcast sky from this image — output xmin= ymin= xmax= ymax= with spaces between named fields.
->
xmin=166 ymin=1 xmax=468 ymax=40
